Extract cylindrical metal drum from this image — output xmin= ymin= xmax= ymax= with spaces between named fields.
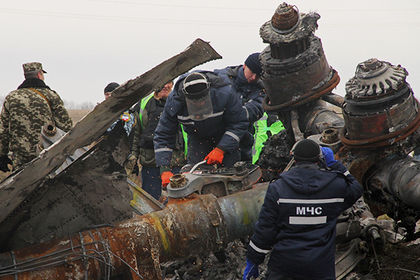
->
xmin=342 ymin=58 xmax=417 ymax=141
xmin=260 ymin=37 xmax=332 ymax=106
xmin=259 ymin=3 xmax=337 ymax=108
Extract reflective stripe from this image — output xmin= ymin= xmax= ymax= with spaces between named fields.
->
xmin=179 ymin=121 xmax=194 ymax=125
xmin=277 ymin=198 xmax=344 ymax=204
xmin=178 ymin=115 xmax=192 ymax=121
xmin=139 ymin=93 xmax=154 ymax=128
xmin=243 ymin=106 xmax=249 ymax=120
xmin=252 ymin=113 xmax=284 ymax=164
xmin=180 ymin=124 xmax=188 ymax=155
xmin=245 ymin=98 xmax=254 ymax=105
xmin=177 ymin=111 xmax=224 ymax=121
xmin=249 ymin=240 xmax=270 ymax=254
xmin=289 ymin=216 xmax=327 ymax=225
xmin=155 ymin=147 xmax=173 ymax=153
xmin=225 ymin=131 xmax=240 ymax=142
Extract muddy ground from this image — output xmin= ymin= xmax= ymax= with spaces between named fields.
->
xmin=160 ymin=237 xmax=420 ymax=280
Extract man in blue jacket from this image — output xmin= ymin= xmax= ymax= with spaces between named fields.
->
xmin=244 ymin=139 xmax=363 ymax=280
xmin=214 ymin=53 xmax=265 ymax=163
xmin=154 ymin=71 xmax=249 ymax=187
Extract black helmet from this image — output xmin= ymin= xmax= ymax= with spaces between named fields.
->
xmin=182 ymin=72 xmax=210 ymax=100
xmin=291 ymin=139 xmax=322 ymax=163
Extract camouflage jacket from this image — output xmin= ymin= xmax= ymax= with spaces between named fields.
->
xmin=0 ymin=78 xmax=73 ymax=169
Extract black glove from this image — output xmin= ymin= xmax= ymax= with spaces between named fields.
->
xmin=0 ymin=156 xmax=12 ymax=172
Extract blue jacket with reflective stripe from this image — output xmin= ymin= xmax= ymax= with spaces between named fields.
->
xmin=154 ymin=71 xmax=249 ymax=167
xmin=214 ymin=65 xmax=265 ymax=127
xmin=247 ymin=161 xmax=363 ymax=280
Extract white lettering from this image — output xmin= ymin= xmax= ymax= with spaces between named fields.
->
xmin=296 ymin=207 xmax=306 ymax=215
xmin=295 ymin=206 xmax=323 ymax=215
xmin=306 ymin=207 xmax=315 ymax=215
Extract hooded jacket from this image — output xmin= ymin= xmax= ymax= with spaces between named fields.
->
xmin=247 ymin=160 xmax=363 ymax=280
xmin=154 ymin=71 xmax=249 ymax=167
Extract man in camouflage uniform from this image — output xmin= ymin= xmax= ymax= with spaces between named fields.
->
xmin=0 ymin=62 xmax=73 ymax=172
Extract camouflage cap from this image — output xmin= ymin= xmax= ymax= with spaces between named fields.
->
xmin=22 ymin=62 xmax=47 ymax=74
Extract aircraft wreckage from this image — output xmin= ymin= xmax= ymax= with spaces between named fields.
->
xmin=0 ymin=3 xmax=420 ymax=280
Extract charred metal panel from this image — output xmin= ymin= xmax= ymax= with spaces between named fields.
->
xmin=0 ymin=123 xmax=133 ymax=252
xmin=0 ymin=39 xmax=222 ymax=232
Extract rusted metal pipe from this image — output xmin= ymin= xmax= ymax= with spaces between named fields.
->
xmin=321 ymin=92 xmax=345 ymax=108
xmin=0 ymin=186 xmax=268 ymax=280
xmin=369 ymin=155 xmax=420 ymax=210
xmin=218 ymin=183 xmax=268 ymax=241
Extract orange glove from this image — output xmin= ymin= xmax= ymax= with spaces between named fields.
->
xmin=204 ymin=147 xmax=225 ymax=165
xmin=161 ymin=171 xmax=174 ymax=187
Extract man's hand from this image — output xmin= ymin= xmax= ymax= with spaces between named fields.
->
xmin=204 ymin=147 xmax=225 ymax=165
xmin=243 ymin=258 xmax=259 ymax=280
xmin=124 ymin=155 xmax=138 ymax=175
xmin=161 ymin=171 xmax=174 ymax=188
xmin=321 ymin=147 xmax=337 ymax=167
xmin=0 ymin=156 xmax=12 ymax=172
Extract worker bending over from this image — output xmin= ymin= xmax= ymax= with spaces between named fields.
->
xmin=154 ymin=71 xmax=249 ymax=187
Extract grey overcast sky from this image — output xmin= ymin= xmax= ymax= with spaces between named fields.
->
xmin=1 ymin=0 xmax=419 ymax=108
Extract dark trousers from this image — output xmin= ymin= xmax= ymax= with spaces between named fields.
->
xmin=141 ymin=166 xmax=181 ymax=200
xmin=239 ymin=131 xmax=254 ymax=164
xmin=266 ymin=270 xmax=304 ymax=280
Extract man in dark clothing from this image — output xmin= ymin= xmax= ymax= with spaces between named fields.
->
xmin=104 ymin=82 xmax=137 ymax=141
xmin=126 ymin=81 xmax=186 ymax=200
xmin=244 ymin=139 xmax=363 ymax=280
xmin=214 ymin=52 xmax=265 ymax=163
xmin=154 ymin=71 xmax=249 ymax=187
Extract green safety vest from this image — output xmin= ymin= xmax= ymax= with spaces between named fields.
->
xmin=139 ymin=93 xmax=188 ymax=155
xmin=252 ymin=112 xmax=285 ymax=164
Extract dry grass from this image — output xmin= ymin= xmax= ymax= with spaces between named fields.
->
xmin=68 ymin=109 xmax=92 ymax=125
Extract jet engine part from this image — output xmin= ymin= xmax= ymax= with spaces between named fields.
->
xmin=308 ymin=127 xmax=343 ymax=153
xmin=259 ymin=2 xmax=340 ymax=111
xmin=341 ymin=58 xmax=420 ymax=147
xmin=167 ymin=162 xmax=262 ymax=198
xmin=369 ymin=155 xmax=420 ymax=211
